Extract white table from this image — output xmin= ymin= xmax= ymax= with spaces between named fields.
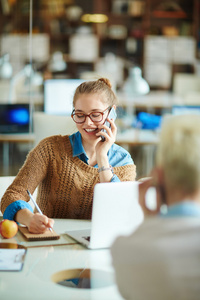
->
xmin=0 ymin=218 xmax=123 ymax=300
xmin=117 ymin=90 xmax=183 ymax=110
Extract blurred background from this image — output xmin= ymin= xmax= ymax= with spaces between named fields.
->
xmin=0 ymin=0 xmax=200 ymax=178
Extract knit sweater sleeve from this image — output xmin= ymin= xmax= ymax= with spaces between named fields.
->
xmin=0 ymin=137 xmax=52 ymax=215
xmin=113 ymin=164 xmax=136 ymax=181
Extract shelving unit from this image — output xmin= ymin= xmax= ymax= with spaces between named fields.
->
xmin=0 ymin=0 xmax=199 ymax=80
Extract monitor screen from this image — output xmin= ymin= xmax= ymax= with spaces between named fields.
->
xmin=44 ymin=79 xmax=84 ymax=115
xmin=0 ymin=104 xmax=30 ymax=134
xmin=172 ymin=105 xmax=200 ymax=116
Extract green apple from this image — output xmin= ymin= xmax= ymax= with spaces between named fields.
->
xmin=0 ymin=219 xmax=18 ymax=239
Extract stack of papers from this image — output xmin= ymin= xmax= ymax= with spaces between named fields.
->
xmin=0 ymin=248 xmax=26 ymax=271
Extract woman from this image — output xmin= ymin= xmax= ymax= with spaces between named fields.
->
xmin=1 ymin=78 xmax=136 ymax=233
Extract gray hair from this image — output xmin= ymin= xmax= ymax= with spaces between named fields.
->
xmin=156 ymin=114 xmax=200 ymax=194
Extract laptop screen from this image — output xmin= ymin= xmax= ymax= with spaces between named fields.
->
xmin=0 ymin=104 xmax=30 ymax=134
xmin=44 ymin=79 xmax=84 ymax=115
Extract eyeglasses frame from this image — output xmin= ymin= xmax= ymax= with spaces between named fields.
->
xmin=71 ymin=106 xmax=111 ymax=124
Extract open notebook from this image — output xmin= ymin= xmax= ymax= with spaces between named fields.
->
xmin=65 ymin=181 xmax=144 ymax=249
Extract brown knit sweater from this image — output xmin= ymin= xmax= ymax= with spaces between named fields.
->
xmin=1 ymin=135 xmax=136 ymax=219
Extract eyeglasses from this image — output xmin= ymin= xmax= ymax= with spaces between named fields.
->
xmin=71 ymin=106 xmax=111 ymax=124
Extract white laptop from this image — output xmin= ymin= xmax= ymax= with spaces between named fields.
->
xmin=65 ymin=181 xmax=144 ymax=249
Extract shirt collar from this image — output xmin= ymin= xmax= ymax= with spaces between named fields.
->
xmin=161 ymin=201 xmax=200 ymax=217
xmin=69 ymin=131 xmax=88 ymax=160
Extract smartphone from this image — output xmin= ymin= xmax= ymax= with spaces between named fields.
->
xmin=101 ymin=107 xmax=117 ymax=141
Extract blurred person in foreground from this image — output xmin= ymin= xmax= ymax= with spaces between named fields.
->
xmin=111 ymin=114 xmax=200 ymax=300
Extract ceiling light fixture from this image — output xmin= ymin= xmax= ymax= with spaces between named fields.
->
xmin=81 ymin=14 xmax=108 ymax=23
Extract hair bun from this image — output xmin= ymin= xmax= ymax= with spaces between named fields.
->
xmin=98 ymin=78 xmax=112 ymax=89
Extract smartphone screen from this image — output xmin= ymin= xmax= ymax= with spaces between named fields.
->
xmin=101 ymin=107 xmax=117 ymax=141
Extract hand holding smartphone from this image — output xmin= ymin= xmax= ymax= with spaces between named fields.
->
xmin=100 ymin=107 xmax=117 ymax=141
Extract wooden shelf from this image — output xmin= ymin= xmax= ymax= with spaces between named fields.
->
xmin=0 ymin=0 xmax=199 ymax=78
xmin=152 ymin=11 xmax=187 ymax=19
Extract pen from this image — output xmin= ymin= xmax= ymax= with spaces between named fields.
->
xmin=27 ymin=189 xmax=53 ymax=232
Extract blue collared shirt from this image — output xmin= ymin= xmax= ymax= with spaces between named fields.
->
xmin=160 ymin=201 xmax=200 ymax=217
xmin=69 ymin=131 xmax=133 ymax=171
xmin=3 ymin=132 xmax=134 ymax=220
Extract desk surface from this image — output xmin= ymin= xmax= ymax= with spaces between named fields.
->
xmin=118 ymin=91 xmax=183 ymax=109
xmin=0 ymin=218 xmax=123 ymax=300
xmin=0 ymin=133 xmax=35 ymax=143
xmin=116 ymin=128 xmax=159 ymax=146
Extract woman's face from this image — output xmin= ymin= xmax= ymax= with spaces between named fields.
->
xmin=74 ymin=93 xmax=109 ymax=143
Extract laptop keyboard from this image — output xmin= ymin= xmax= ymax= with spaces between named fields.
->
xmin=83 ymin=236 xmax=90 ymax=242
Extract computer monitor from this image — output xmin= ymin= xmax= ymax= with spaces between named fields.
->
xmin=44 ymin=79 xmax=84 ymax=115
xmin=0 ymin=103 xmax=30 ymax=134
xmin=172 ymin=105 xmax=200 ymax=115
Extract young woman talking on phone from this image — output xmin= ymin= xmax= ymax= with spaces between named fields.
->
xmin=1 ymin=78 xmax=136 ymax=233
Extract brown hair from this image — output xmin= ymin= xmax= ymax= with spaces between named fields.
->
xmin=72 ymin=77 xmax=118 ymax=108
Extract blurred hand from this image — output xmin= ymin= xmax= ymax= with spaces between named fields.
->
xmin=138 ymin=177 xmax=161 ymax=216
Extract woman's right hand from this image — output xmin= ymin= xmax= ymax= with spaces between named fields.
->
xmin=15 ymin=208 xmax=54 ymax=234
xmin=28 ymin=213 xmax=54 ymax=234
